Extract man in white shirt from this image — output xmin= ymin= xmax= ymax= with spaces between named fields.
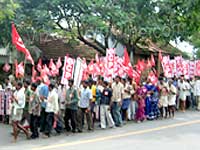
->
xmin=194 ymin=76 xmax=200 ymax=111
xmin=168 ymin=79 xmax=177 ymax=117
xmin=111 ymin=76 xmax=123 ymax=127
xmin=11 ymin=82 xmax=29 ymax=142
xmin=43 ymin=83 xmax=59 ymax=138
xmin=178 ymin=76 xmax=187 ymax=112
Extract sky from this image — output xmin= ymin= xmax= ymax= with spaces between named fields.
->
xmin=170 ymin=39 xmax=194 ymax=57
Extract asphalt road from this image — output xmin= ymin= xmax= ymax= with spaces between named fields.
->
xmin=1 ymin=111 xmax=200 ymax=150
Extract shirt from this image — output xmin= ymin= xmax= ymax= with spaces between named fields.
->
xmin=185 ymin=82 xmax=191 ymax=96
xmin=122 ymin=83 xmax=132 ymax=99
xmin=24 ymin=86 xmax=32 ymax=112
xmin=45 ymin=88 xmax=59 ymax=114
xmin=91 ymin=85 xmax=96 ymax=102
xmin=100 ymin=88 xmax=112 ymax=105
xmin=37 ymin=83 xmax=49 ymax=108
xmin=66 ymin=87 xmax=79 ymax=110
xmin=194 ymin=80 xmax=200 ymax=96
xmin=112 ymin=82 xmax=123 ymax=102
xmin=58 ymin=85 xmax=67 ymax=110
xmin=13 ymin=87 xmax=26 ymax=109
xmin=79 ymin=88 xmax=92 ymax=108
xmin=29 ymin=91 xmax=40 ymax=116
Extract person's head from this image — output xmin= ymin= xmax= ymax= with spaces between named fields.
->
xmin=31 ymin=83 xmax=37 ymax=91
xmin=36 ymin=78 xmax=41 ymax=85
xmin=98 ymin=76 xmax=104 ymax=85
xmin=83 ymin=80 xmax=88 ymax=89
xmin=24 ymin=79 xmax=31 ymax=89
xmin=88 ymin=80 xmax=93 ymax=88
xmin=93 ymin=80 xmax=97 ymax=85
xmin=103 ymin=81 xmax=108 ymax=88
xmin=68 ymin=79 xmax=74 ymax=88
xmin=168 ymin=79 xmax=173 ymax=86
xmin=48 ymin=83 xmax=55 ymax=91
xmin=115 ymin=76 xmax=121 ymax=83
xmin=5 ymin=77 xmax=10 ymax=84
xmin=180 ymin=75 xmax=184 ymax=82
xmin=122 ymin=78 xmax=126 ymax=85
xmin=16 ymin=82 xmax=23 ymax=90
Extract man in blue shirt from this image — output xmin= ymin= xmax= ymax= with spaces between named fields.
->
xmin=36 ymin=79 xmax=49 ymax=133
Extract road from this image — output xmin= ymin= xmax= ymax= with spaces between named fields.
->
xmin=1 ymin=111 xmax=200 ymax=150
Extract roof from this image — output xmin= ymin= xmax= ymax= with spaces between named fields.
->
xmin=36 ymin=39 xmax=98 ymax=60
xmin=134 ymin=39 xmax=185 ymax=57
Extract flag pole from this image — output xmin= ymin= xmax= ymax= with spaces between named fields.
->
xmin=23 ymin=58 xmax=27 ymax=81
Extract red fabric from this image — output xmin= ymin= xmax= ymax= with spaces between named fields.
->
xmin=82 ymin=58 xmax=88 ymax=81
xmin=56 ymin=57 xmax=62 ymax=69
xmin=41 ymin=70 xmax=50 ymax=85
xmin=43 ymin=64 xmax=51 ymax=76
xmin=31 ymin=66 xmax=37 ymax=83
xmin=95 ymin=53 xmax=100 ymax=64
xmin=195 ymin=60 xmax=200 ymax=76
xmin=148 ymin=71 xmax=158 ymax=85
xmin=146 ymin=58 xmax=152 ymax=68
xmin=61 ymin=56 xmax=75 ymax=85
xmin=12 ymin=23 xmax=34 ymax=65
xmin=3 ymin=63 xmax=11 ymax=72
xmin=87 ymin=59 xmax=95 ymax=75
xmin=37 ymin=58 xmax=42 ymax=71
xmin=105 ymin=48 xmax=115 ymax=78
xmin=123 ymin=48 xmax=130 ymax=67
xmin=136 ymin=59 xmax=146 ymax=73
xmin=18 ymin=62 xmax=25 ymax=77
xmin=49 ymin=59 xmax=58 ymax=76
xmin=14 ymin=60 xmax=19 ymax=78
xmin=151 ymin=54 xmax=155 ymax=67
xmin=123 ymin=48 xmax=134 ymax=77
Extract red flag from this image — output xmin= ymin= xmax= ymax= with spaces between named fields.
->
xmin=136 ymin=59 xmax=146 ymax=73
xmin=95 ymin=53 xmax=100 ymax=64
xmin=41 ymin=69 xmax=50 ymax=85
xmin=158 ymin=51 xmax=163 ymax=61
xmin=82 ymin=58 xmax=88 ymax=81
xmin=123 ymin=48 xmax=130 ymax=66
xmin=61 ymin=56 xmax=75 ymax=85
xmin=12 ymin=23 xmax=34 ymax=65
xmin=87 ymin=59 xmax=95 ymax=75
xmin=146 ymin=58 xmax=152 ymax=68
xmin=105 ymin=48 xmax=115 ymax=78
xmin=3 ymin=62 xmax=11 ymax=72
xmin=15 ymin=60 xmax=24 ymax=78
xmin=37 ymin=58 xmax=42 ymax=71
xmin=56 ymin=57 xmax=62 ymax=69
xmin=43 ymin=64 xmax=51 ymax=76
xmin=15 ymin=60 xmax=19 ymax=78
xmin=123 ymin=48 xmax=134 ymax=77
xmin=148 ymin=71 xmax=158 ymax=85
xmin=49 ymin=58 xmax=58 ymax=76
xmin=32 ymin=66 xmax=37 ymax=83
xmin=151 ymin=54 xmax=155 ymax=67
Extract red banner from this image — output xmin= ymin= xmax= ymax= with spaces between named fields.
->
xmin=61 ymin=56 xmax=75 ymax=85
xmin=105 ymin=48 xmax=115 ymax=78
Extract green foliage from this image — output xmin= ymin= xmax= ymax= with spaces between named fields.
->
xmin=0 ymin=0 xmax=19 ymax=47
xmin=1 ymin=0 xmax=199 ymax=57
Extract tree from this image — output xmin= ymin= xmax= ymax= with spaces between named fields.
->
xmin=3 ymin=0 xmax=200 ymax=57
xmin=0 ymin=0 xmax=19 ymax=47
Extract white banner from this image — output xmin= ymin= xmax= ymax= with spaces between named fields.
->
xmin=73 ymin=57 xmax=84 ymax=88
xmin=61 ymin=56 xmax=75 ymax=85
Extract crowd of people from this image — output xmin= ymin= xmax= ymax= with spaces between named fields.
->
xmin=1 ymin=74 xmax=200 ymax=142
